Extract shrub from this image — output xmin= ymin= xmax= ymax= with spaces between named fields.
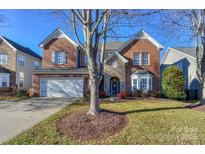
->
xmin=126 ymin=90 xmax=133 ymax=97
xmin=16 ymin=89 xmax=28 ymax=97
xmin=162 ymin=66 xmax=187 ymax=100
xmin=134 ymin=90 xmax=142 ymax=98
xmin=117 ymin=92 xmax=126 ymax=99
xmin=141 ymin=91 xmax=149 ymax=98
xmin=99 ymin=91 xmax=106 ymax=98
xmin=150 ymin=91 xmax=158 ymax=97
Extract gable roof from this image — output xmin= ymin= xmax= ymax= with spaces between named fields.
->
xmin=98 ymin=41 xmax=124 ymax=52
xmin=0 ymin=36 xmax=42 ymax=59
xmin=104 ymin=51 xmax=128 ymax=63
xmin=117 ymin=30 xmax=164 ymax=52
xmin=39 ymin=28 xmax=78 ymax=48
xmin=161 ymin=47 xmax=196 ymax=65
xmin=172 ymin=47 xmax=196 ymax=58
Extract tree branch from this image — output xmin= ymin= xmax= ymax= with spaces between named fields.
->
xmin=71 ymin=9 xmax=86 ymax=24
xmin=72 ymin=14 xmax=85 ymax=49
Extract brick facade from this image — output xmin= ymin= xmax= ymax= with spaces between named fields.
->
xmin=34 ymin=29 xmax=161 ymax=97
xmin=121 ymin=39 xmax=160 ymax=91
xmin=42 ymin=38 xmax=77 ymax=68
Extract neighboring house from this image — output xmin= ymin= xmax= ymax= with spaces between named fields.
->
xmin=161 ymin=47 xmax=200 ymax=99
xmin=0 ymin=36 xmax=42 ymax=92
xmin=32 ymin=28 xmax=163 ymax=98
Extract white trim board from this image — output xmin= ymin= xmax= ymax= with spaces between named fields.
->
xmin=104 ymin=51 xmax=128 ymax=63
xmin=39 ymin=28 xmax=78 ymax=48
xmin=161 ymin=47 xmax=196 ymax=65
xmin=0 ymin=36 xmax=17 ymax=51
xmin=118 ymin=30 xmax=163 ymax=52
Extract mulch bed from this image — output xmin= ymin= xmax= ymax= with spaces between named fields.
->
xmin=57 ymin=109 xmax=128 ymax=141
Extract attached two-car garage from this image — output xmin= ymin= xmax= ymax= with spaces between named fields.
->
xmin=40 ymin=77 xmax=84 ymax=98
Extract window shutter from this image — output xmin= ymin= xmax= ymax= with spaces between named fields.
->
xmin=52 ymin=51 xmax=55 ymax=63
xmin=148 ymin=53 xmax=150 ymax=65
xmin=63 ymin=52 xmax=67 ymax=64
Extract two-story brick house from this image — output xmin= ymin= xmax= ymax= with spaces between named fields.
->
xmin=0 ymin=36 xmax=42 ymax=92
xmin=32 ymin=28 xmax=163 ymax=98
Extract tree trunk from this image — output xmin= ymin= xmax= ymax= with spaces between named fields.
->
xmin=200 ymin=78 xmax=205 ymax=103
xmin=88 ymin=77 xmax=101 ymax=115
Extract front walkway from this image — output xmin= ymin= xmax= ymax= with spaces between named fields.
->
xmin=0 ymin=97 xmax=76 ymax=144
xmin=189 ymin=103 xmax=205 ymax=112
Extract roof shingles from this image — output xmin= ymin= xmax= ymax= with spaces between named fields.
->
xmin=172 ymin=47 xmax=196 ymax=58
xmin=2 ymin=36 xmax=42 ymax=59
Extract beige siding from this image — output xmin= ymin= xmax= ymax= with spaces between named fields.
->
xmin=162 ymin=48 xmax=198 ymax=90
xmin=17 ymin=51 xmax=41 ymax=90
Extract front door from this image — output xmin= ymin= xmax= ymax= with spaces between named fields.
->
xmin=111 ymin=82 xmax=118 ymax=95
xmin=110 ymin=76 xmax=120 ymax=96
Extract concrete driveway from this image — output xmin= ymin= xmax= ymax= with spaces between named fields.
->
xmin=0 ymin=97 xmax=76 ymax=144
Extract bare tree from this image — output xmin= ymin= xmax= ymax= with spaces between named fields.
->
xmin=190 ymin=9 xmax=205 ymax=103
xmin=160 ymin=9 xmax=205 ymax=103
xmin=49 ymin=9 xmax=159 ymax=115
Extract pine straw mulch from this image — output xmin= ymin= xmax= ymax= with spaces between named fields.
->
xmin=57 ymin=109 xmax=128 ymax=141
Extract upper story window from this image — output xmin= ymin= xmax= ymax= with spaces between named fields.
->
xmin=33 ymin=60 xmax=40 ymax=69
xmin=19 ymin=55 xmax=25 ymax=66
xmin=111 ymin=61 xmax=117 ymax=68
xmin=0 ymin=53 xmax=8 ymax=65
xmin=142 ymin=53 xmax=149 ymax=65
xmin=52 ymin=51 xmax=67 ymax=64
xmin=133 ymin=52 xmax=140 ymax=65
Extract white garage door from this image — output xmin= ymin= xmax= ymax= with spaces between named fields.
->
xmin=40 ymin=77 xmax=84 ymax=97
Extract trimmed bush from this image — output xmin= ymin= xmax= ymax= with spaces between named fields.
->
xmin=162 ymin=66 xmax=187 ymax=100
xmin=134 ymin=90 xmax=142 ymax=98
xmin=117 ymin=92 xmax=126 ymax=99
xmin=150 ymin=91 xmax=158 ymax=97
xmin=16 ymin=89 xmax=28 ymax=97
xmin=99 ymin=91 xmax=106 ymax=98
xmin=141 ymin=91 xmax=149 ymax=98
xmin=126 ymin=90 xmax=133 ymax=97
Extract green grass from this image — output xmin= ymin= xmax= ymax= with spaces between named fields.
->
xmin=0 ymin=96 xmax=28 ymax=101
xmin=4 ymin=99 xmax=205 ymax=144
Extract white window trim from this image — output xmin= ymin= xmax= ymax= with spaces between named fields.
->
xmin=33 ymin=60 xmax=40 ymax=69
xmin=0 ymin=73 xmax=10 ymax=88
xmin=19 ymin=54 xmax=25 ymax=66
xmin=142 ymin=52 xmax=150 ymax=65
xmin=19 ymin=77 xmax=24 ymax=88
xmin=53 ymin=51 xmax=66 ymax=64
xmin=0 ymin=53 xmax=8 ymax=65
xmin=111 ymin=61 xmax=117 ymax=68
xmin=131 ymin=73 xmax=153 ymax=91
xmin=133 ymin=52 xmax=140 ymax=65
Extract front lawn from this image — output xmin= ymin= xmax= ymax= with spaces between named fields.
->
xmin=4 ymin=99 xmax=205 ymax=144
xmin=0 ymin=95 xmax=28 ymax=101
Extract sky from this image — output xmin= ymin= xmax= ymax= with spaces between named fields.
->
xmin=0 ymin=10 xmax=195 ymax=62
